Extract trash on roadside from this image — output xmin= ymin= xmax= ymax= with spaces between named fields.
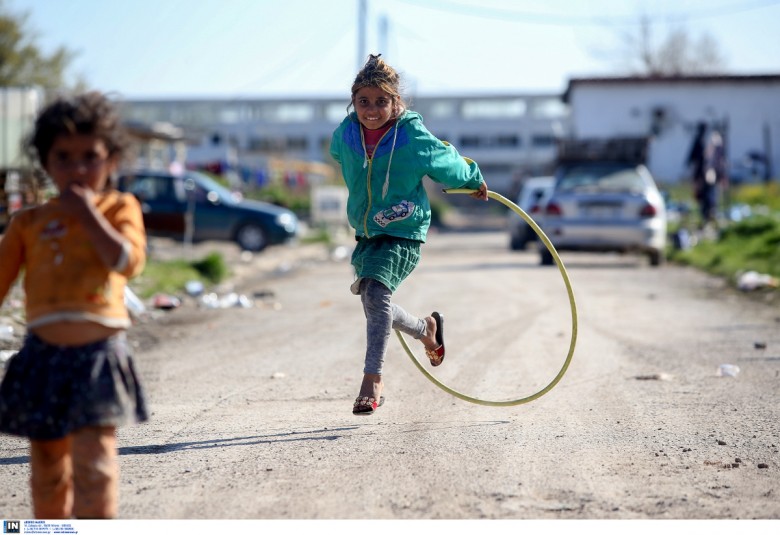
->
xmin=185 ymin=280 xmax=204 ymax=297
xmin=124 ymin=287 xmax=147 ymax=320
xmin=736 ymin=270 xmax=779 ymax=291
xmin=672 ymin=228 xmax=693 ymax=251
xmin=717 ymin=364 xmax=740 ymax=378
xmin=274 ymin=261 xmax=293 ymax=275
xmin=152 ymin=294 xmax=181 ymax=310
xmin=331 ymin=245 xmax=350 ymax=261
xmin=635 ymin=373 xmax=674 ymax=381
xmin=253 ymin=289 xmax=282 ymax=310
xmin=754 ymin=341 xmax=767 ymax=350
xmin=729 ymin=203 xmax=752 ymax=222
xmin=271 ymin=372 xmax=286 ymax=379
xmin=199 ymin=292 xmax=254 ymax=309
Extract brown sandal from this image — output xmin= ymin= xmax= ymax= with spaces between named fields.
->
xmin=425 ymin=312 xmax=445 ymax=367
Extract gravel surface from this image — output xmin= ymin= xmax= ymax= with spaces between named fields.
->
xmin=1 ymin=231 xmax=778 ymax=523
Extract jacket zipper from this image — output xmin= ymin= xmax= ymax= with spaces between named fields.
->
xmin=360 ymin=124 xmax=394 ymax=238
xmin=362 ymin=158 xmax=373 ymax=236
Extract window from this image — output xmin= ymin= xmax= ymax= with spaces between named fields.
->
xmin=272 ymin=103 xmax=315 ymax=123
xmin=530 ymin=98 xmax=568 ymax=119
xmin=461 ymin=99 xmax=526 ymax=119
xmin=532 ymin=134 xmax=556 ymax=148
xmin=427 ymin=101 xmax=457 ymax=119
xmin=459 ymin=134 xmax=521 ymax=148
xmin=325 ymin=102 xmax=348 ymax=123
xmin=495 ymin=135 xmax=520 ymax=147
xmin=459 ymin=135 xmax=482 ymax=148
xmin=286 ymin=137 xmax=308 ymax=150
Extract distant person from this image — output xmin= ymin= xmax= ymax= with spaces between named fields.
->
xmin=703 ymin=128 xmax=728 ymax=222
xmin=0 ymin=92 xmax=148 ymax=518
xmin=686 ymin=121 xmax=708 ymax=222
xmin=330 ymin=54 xmax=488 ymax=415
xmin=686 ymin=122 xmax=727 ymax=226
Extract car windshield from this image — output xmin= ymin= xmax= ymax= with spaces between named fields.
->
xmin=187 ymin=171 xmax=240 ymax=204
xmin=557 ymin=164 xmax=645 ymax=194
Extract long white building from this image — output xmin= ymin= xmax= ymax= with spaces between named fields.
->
xmin=121 ymin=93 xmax=570 ymax=195
xmin=121 ymin=73 xmax=780 ymax=194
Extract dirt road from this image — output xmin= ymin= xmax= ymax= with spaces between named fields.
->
xmin=1 ymin=231 xmax=778 ymax=520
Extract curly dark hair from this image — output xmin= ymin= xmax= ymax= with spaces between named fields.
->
xmin=27 ymin=91 xmax=129 ymax=168
xmin=349 ymin=54 xmax=407 ymax=117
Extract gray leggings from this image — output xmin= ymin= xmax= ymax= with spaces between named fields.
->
xmin=359 ymin=278 xmax=426 ymax=375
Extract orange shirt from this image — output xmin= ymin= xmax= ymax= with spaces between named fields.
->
xmin=0 ymin=190 xmax=146 ymax=331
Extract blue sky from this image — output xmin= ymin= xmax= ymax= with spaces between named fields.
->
xmin=7 ymin=0 xmax=780 ymax=99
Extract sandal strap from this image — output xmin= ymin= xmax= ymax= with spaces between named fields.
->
xmin=426 ymin=345 xmax=444 ymax=365
xmin=354 ymin=396 xmax=379 ymax=409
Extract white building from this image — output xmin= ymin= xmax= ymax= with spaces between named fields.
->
xmin=122 ymin=93 xmax=570 ymax=195
xmin=564 ymin=74 xmax=780 ymax=184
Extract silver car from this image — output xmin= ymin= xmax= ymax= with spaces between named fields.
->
xmin=539 ymin=162 xmax=667 ymax=266
xmin=508 ymin=176 xmax=554 ymax=250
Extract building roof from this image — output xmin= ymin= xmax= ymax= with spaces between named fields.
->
xmin=563 ymin=73 xmax=780 ymax=102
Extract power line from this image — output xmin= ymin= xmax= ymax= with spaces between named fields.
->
xmin=394 ymin=0 xmax=780 ymax=26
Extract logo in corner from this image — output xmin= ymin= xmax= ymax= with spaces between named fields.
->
xmin=3 ymin=520 xmax=21 ymax=534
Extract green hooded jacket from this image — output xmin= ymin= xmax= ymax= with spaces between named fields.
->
xmin=330 ymin=110 xmax=485 ymax=242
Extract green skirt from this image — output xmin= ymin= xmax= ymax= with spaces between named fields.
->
xmin=351 ymin=235 xmax=421 ymax=294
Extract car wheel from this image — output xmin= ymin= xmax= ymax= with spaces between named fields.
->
xmin=539 ymin=248 xmax=554 ymax=266
xmin=510 ymin=234 xmax=526 ymax=251
xmin=235 ymin=223 xmax=268 ymax=252
xmin=648 ymin=249 xmax=664 ymax=267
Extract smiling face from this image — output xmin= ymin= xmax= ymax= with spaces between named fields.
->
xmin=353 ymin=86 xmax=396 ymax=130
xmin=45 ymin=134 xmax=118 ymax=194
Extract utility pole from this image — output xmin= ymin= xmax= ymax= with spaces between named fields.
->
xmin=378 ymin=14 xmax=388 ymax=58
xmin=357 ymin=0 xmax=367 ymax=70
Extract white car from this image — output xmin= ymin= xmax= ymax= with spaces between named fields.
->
xmin=508 ymin=176 xmax=555 ymax=250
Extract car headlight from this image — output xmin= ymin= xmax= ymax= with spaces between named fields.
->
xmin=276 ymin=212 xmax=297 ymax=233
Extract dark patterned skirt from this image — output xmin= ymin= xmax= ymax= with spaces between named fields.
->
xmin=0 ymin=332 xmax=148 ymax=440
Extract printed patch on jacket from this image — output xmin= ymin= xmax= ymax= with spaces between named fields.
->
xmin=373 ymin=200 xmax=415 ymax=228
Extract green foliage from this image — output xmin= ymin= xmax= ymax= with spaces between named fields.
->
xmin=131 ymin=252 xmax=229 ymax=298
xmin=731 ymin=182 xmax=780 ymax=211
xmin=299 ymin=225 xmax=332 ymax=245
xmin=0 ymin=2 xmax=75 ymax=88
xmin=671 ymin=214 xmax=780 ymax=281
xmin=191 ymin=252 xmax=228 ymax=283
xmin=243 ymin=183 xmax=311 ymax=217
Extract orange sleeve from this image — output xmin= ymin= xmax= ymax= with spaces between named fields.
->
xmin=107 ymin=193 xmax=147 ymax=279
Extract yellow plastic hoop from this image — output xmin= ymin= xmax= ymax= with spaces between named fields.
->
xmin=395 ymin=188 xmax=578 ymax=406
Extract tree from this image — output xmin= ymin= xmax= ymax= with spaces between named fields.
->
xmin=620 ymin=16 xmax=726 ymax=76
xmin=0 ymin=0 xmax=76 ymax=88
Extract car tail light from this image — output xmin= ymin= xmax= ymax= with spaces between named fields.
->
xmin=529 ymin=204 xmax=541 ymax=214
xmin=545 ymin=201 xmax=562 ymax=216
xmin=639 ymin=203 xmax=657 ymax=218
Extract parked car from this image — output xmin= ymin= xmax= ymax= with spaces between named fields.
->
xmin=117 ymin=170 xmax=298 ymax=252
xmin=539 ymin=162 xmax=667 ymax=266
xmin=507 ymin=176 xmax=555 ymax=250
